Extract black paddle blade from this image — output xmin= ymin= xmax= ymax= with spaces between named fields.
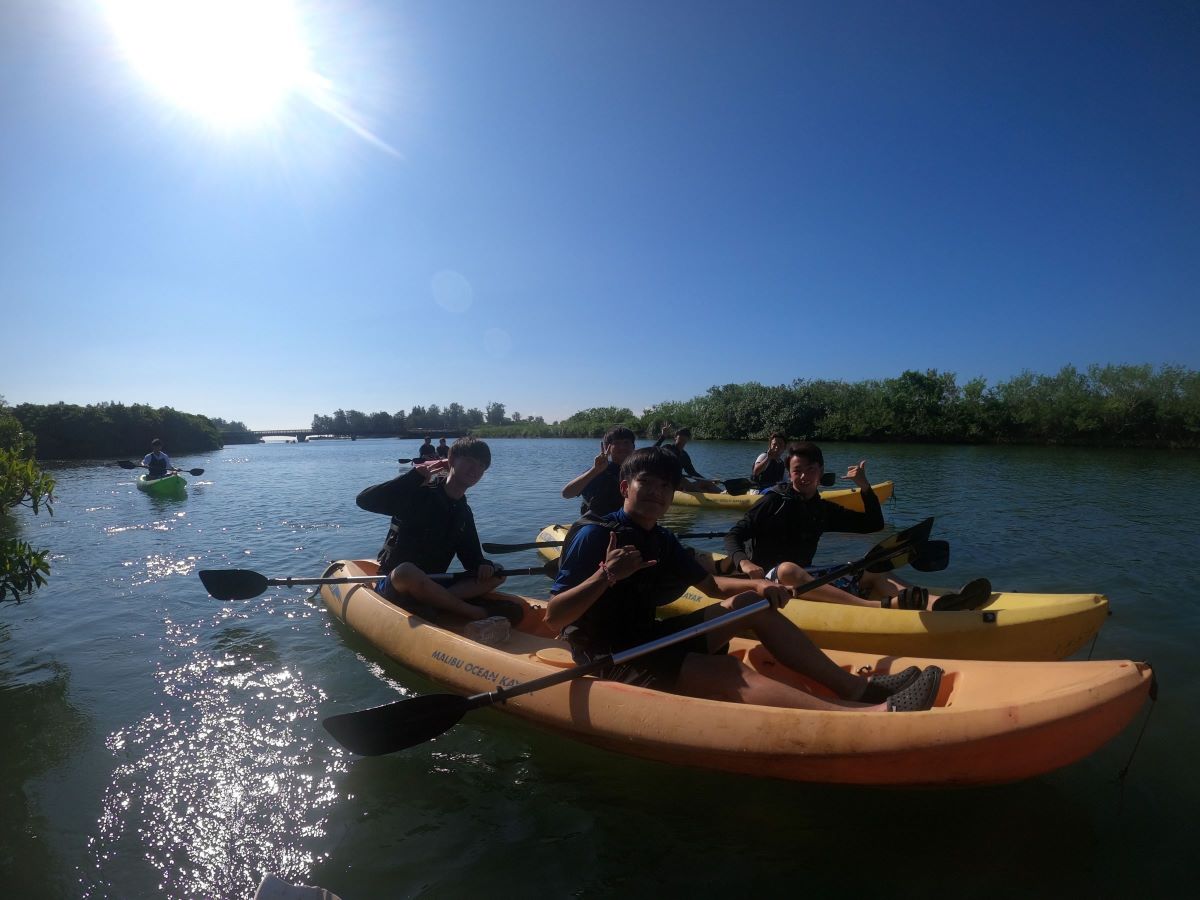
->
xmin=820 ymin=472 xmax=837 ymax=487
xmin=863 ymin=518 xmax=935 ymax=573
xmin=909 ymin=540 xmax=950 ymax=572
xmin=197 ymin=568 xmax=270 ymax=601
xmin=116 ymin=460 xmax=138 ymax=469
xmin=323 ymin=693 xmax=474 ymax=756
xmin=187 ymin=468 xmax=205 ymax=476
xmin=722 ymin=478 xmax=754 ymax=496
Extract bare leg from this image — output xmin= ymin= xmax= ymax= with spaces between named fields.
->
xmin=779 ymin=565 xmax=946 ymax=611
xmin=389 ymin=563 xmax=488 ymax=619
xmin=676 ymin=653 xmax=884 ymax=711
xmin=698 ymin=592 xmax=874 ymax=701
xmin=774 ymin=562 xmax=878 ymax=608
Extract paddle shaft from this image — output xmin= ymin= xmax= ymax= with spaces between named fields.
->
xmin=259 ymin=565 xmax=550 ymax=589
xmin=484 ymin=530 xmax=729 ymax=554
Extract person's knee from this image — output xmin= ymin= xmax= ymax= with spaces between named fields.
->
xmin=722 ymin=590 xmax=763 ymax=612
xmin=389 ymin=562 xmax=425 ymax=589
xmin=775 ymin=562 xmax=806 ymax=587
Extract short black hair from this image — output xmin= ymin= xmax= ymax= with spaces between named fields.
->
xmin=785 ymin=441 xmax=824 ymax=468
xmin=151 ymin=438 xmax=162 ymax=446
xmin=769 ymin=432 xmax=786 ymax=443
xmin=619 ymin=446 xmax=682 ymax=487
xmin=675 ymin=427 xmax=692 ymax=439
xmin=449 ymin=436 xmax=491 ymax=469
xmin=603 ymin=425 xmax=636 ymax=445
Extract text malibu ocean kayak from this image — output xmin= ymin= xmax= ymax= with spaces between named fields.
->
xmin=534 ymin=525 xmax=1109 ymax=661
xmin=319 ymin=559 xmax=1151 ymax=787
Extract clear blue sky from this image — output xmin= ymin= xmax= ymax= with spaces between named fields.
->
xmin=2 ymin=0 xmax=1197 ymax=429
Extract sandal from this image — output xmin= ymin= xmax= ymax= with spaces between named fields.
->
xmin=859 ymin=665 xmax=921 ymax=703
xmin=886 ymin=666 xmax=944 ymax=712
xmin=895 ymin=586 xmax=929 ymax=610
xmin=932 ymin=578 xmax=993 ymax=612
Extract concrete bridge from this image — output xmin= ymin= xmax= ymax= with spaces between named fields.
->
xmin=220 ymin=428 xmax=468 ymax=445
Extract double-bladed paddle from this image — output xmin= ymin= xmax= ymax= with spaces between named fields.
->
xmin=484 ymin=530 xmax=731 ymax=554
xmin=322 ymin=518 xmax=939 ymax=756
xmin=197 ymin=560 xmax=561 ymax=601
xmin=116 ymin=460 xmax=205 ymax=476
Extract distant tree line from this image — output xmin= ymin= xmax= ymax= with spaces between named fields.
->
xmin=311 ymin=401 xmax=545 ymax=435
xmin=474 ymin=365 xmax=1200 ymax=448
xmin=10 ymin=402 xmax=224 ymax=459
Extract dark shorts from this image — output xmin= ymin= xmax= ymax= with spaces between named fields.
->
xmin=567 ymin=608 xmax=728 ymax=691
xmin=804 ymin=563 xmax=866 ymax=597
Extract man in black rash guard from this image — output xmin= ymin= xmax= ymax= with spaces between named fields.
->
xmin=654 ymin=425 xmax=720 ymax=492
xmin=546 ymin=447 xmax=943 ymax=712
xmin=724 ymin=442 xmax=991 ymax=612
xmin=560 ymin=425 xmax=636 ymax=516
xmin=356 ymin=436 xmax=511 ymax=623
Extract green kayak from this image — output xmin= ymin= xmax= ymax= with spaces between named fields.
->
xmin=137 ymin=473 xmax=186 ymax=497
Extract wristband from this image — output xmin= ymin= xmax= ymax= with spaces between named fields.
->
xmin=598 ymin=561 xmax=618 ymax=586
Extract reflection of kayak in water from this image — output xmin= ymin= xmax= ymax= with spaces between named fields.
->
xmin=671 ymin=480 xmax=895 ymax=511
xmin=534 ymin=524 xmax=1109 ymax=661
xmin=319 ymin=558 xmax=1153 ymax=787
xmin=136 ymin=473 xmax=186 ymax=496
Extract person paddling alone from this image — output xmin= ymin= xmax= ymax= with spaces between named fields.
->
xmin=143 ymin=439 xmax=173 ymax=479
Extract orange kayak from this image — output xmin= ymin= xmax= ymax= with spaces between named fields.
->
xmin=320 ymin=559 xmax=1152 ymax=787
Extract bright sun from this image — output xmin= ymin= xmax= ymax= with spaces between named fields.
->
xmin=102 ymin=0 xmax=318 ymax=127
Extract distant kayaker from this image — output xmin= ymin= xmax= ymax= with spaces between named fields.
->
xmin=142 ymin=439 xmax=173 ymax=479
xmin=749 ymin=432 xmax=787 ymax=488
xmin=546 ymin=447 xmax=942 ymax=712
xmin=560 ymin=425 xmax=636 ymax=516
xmin=724 ymin=441 xmax=991 ymax=611
xmin=436 ymin=437 xmax=450 ymax=458
xmin=417 ymin=436 xmax=437 ymax=460
xmin=356 ymin=437 xmax=511 ymax=623
xmin=654 ymin=425 xmax=720 ymax=492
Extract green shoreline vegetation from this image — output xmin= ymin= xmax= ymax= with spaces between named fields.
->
xmin=2 ymin=398 xmax=55 ymax=602
xmin=7 ymin=365 xmax=1200 ymax=463
xmin=474 ymin=365 xmax=1200 ymax=448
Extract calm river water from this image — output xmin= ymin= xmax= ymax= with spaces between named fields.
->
xmin=2 ymin=438 xmax=1196 ymax=898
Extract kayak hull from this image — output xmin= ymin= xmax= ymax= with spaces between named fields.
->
xmin=136 ymin=473 xmax=186 ymax=496
xmin=320 ymin=559 xmax=1152 ymax=786
xmin=535 ymin=525 xmax=1108 ymax=661
xmin=672 ymin=480 xmax=894 ymax=511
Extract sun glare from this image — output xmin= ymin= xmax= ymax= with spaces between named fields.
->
xmin=102 ymin=0 xmax=317 ymax=128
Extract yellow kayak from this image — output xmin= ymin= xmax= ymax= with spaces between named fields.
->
xmin=535 ymin=525 xmax=1108 ymax=661
xmin=320 ymin=559 xmax=1152 ymax=786
xmin=672 ymin=480 xmax=894 ymax=511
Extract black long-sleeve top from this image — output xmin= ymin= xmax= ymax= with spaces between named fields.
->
xmin=654 ymin=437 xmax=704 ymax=479
xmin=723 ymin=484 xmax=884 ymax=571
xmin=355 ymin=468 xmax=492 ymax=576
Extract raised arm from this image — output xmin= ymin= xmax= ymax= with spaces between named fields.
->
xmin=562 ymin=444 xmax=609 ymax=499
